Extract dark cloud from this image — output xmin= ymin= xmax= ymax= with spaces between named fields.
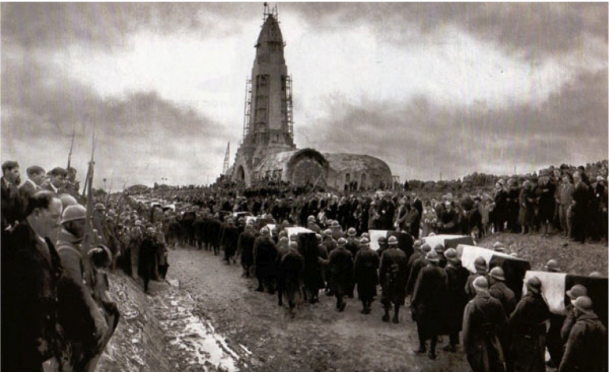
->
xmin=4 ymin=3 xmax=605 ymax=59
xmin=300 ymin=67 xmax=608 ymax=181
xmin=285 ymin=3 xmax=608 ymax=60
xmin=1 ymin=3 xmax=260 ymax=51
xmin=1 ymin=48 xmax=233 ymax=187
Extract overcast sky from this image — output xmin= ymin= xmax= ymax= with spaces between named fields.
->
xmin=2 ymin=3 xmax=608 ymax=188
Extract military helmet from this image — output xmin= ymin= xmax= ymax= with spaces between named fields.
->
xmin=489 ymin=267 xmax=506 ymax=281
xmin=566 ymin=284 xmax=587 ymax=300
xmin=61 ymin=204 xmax=87 ymax=225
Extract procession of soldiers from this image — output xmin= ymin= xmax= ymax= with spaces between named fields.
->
xmin=1 ymin=158 xmax=608 ymax=372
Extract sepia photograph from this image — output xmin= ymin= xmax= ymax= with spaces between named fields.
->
xmin=1 ymin=2 xmax=608 ymax=371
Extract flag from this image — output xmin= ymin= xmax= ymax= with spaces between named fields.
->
xmin=423 ymin=234 xmax=473 ymax=249
xmin=368 ymin=230 xmax=414 ymax=258
xmin=458 ymin=244 xmax=531 ymax=300
xmin=285 ymin=227 xmax=314 ymax=241
xmin=524 ymin=271 xmax=608 ymax=327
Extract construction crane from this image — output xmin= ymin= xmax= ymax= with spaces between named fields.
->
xmin=222 ymin=142 xmax=231 ymax=175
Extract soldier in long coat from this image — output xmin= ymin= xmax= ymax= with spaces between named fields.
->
xmin=489 ymin=267 xmax=516 ymax=372
xmin=509 ymin=277 xmax=550 ymax=372
xmin=353 ymin=238 xmax=380 ymax=314
xmin=221 ymin=219 xmax=240 ymax=264
xmin=380 ymin=237 xmax=409 ymax=323
xmin=277 ymin=243 xmax=305 ymax=317
xmin=558 ymin=296 xmax=607 ymax=372
xmin=253 ymin=227 xmax=279 ymax=294
xmin=299 ymin=233 xmax=327 ymax=304
xmin=462 ymin=276 xmax=507 ymax=372
xmin=406 ymin=243 xmax=431 ymax=296
xmin=443 ymin=248 xmax=470 ymax=352
xmin=345 ymin=228 xmax=360 ymax=298
xmin=208 ymin=215 xmax=222 ymax=255
xmin=465 ymin=256 xmax=489 ymax=300
xmin=140 ymin=227 xmax=159 ymax=293
xmin=237 ymin=223 xmax=256 ymax=277
xmin=411 ymin=250 xmax=448 ymax=359
xmin=327 ymin=238 xmax=353 ymax=312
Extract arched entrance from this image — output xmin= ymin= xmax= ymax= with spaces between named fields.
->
xmin=360 ymin=173 xmax=367 ymax=190
xmin=236 ymin=166 xmax=245 ymax=182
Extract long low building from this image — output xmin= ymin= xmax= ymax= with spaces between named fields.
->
xmin=232 ymin=148 xmax=393 ymax=191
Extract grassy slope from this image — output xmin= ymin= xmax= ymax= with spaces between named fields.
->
xmin=478 ymin=233 xmax=608 ymax=276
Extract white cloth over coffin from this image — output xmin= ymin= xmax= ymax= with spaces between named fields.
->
xmin=369 ymin=230 xmax=389 ymax=251
xmin=423 ymin=234 xmax=468 ymax=248
xmin=523 ymin=271 xmax=567 ymax=315
xmin=245 ymin=216 xmax=257 ymax=225
xmin=265 ymin=224 xmax=276 ymax=235
xmin=285 ymin=227 xmax=314 ymax=241
xmin=457 ymin=244 xmax=508 ymax=274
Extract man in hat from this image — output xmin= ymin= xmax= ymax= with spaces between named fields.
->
xmin=56 ymin=204 xmax=111 ymax=370
xmin=509 ymin=276 xmax=550 ymax=372
xmin=545 ymin=259 xmax=560 ymax=273
xmin=1 ymin=160 xmax=21 ymax=229
xmin=492 ymin=180 xmax=508 ymax=234
xmin=493 ymin=241 xmax=506 ymax=253
xmin=221 ymin=218 xmax=240 ymax=265
xmin=377 ymin=236 xmax=389 ymax=257
xmin=407 ymin=243 xmax=431 ymax=296
xmin=354 ymin=238 xmax=380 ymax=314
xmin=237 ymin=221 xmax=257 ymax=277
xmin=558 ymin=173 xmax=574 ymax=237
xmin=443 ymin=248 xmax=470 ymax=353
xmin=548 ymin=284 xmax=586 ymax=370
xmin=253 ymin=227 xmax=279 ymax=293
xmin=489 ymin=267 xmax=516 ymax=316
xmin=558 ymin=296 xmax=607 ymax=372
xmin=277 ymin=242 xmax=304 ymax=317
xmin=465 ymin=257 xmax=489 ymax=300
xmin=140 ymin=227 xmax=159 ymax=293
xmin=307 ymin=215 xmax=321 ymax=234
xmin=489 ymin=266 xmax=516 ymax=371
xmin=380 ymin=236 xmax=409 ymax=323
xmin=571 ymin=171 xmax=589 ymax=243
xmin=462 ymin=276 xmax=507 ymax=372
xmin=411 ymin=250 xmax=447 ymax=359
xmin=345 ymin=227 xmax=360 ymax=298
xmin=299 ymin=232 xmax=327 ymax=304
xmin=327 ymin=237 xmax=354 ymax=312
xmin=560 ymin=285 xmax=588 ymax=343
xmin=433 ymin=243 xmax=446 ymax=268
xmin=330 ymin=220 xmax=344 ymax=241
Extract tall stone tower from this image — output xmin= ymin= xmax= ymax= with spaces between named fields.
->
xmin=231 ymin=4 xmax=296 ymax=184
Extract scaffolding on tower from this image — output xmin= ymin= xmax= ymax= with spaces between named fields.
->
xmin=242 ymin=79 xmax=252 ymax=139
xmin=222 ymin=142 xmax=230 ymax=175
xmin=286 ymin=75 xmax=294 ymax=139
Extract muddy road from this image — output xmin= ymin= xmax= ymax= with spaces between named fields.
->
xmin=167 ymin=246 xmax=470 ymax=372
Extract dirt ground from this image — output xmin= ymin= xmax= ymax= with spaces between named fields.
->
xmin=98 ymin=232 xmax=607 ymax=372
xmin=167 ymin=247 xmax=470 ymax=372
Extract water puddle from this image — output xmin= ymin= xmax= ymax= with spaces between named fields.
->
xmin=153 ymin=288 xmax=242 ymax=371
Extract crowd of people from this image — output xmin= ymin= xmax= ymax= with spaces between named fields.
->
xmin=2 ymin=158 xmax=608 ymax=372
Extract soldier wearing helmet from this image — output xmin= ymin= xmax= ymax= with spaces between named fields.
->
xmin=558 ymin=296 xmax=607 ymax=372
xmin=411 ymin=250 xmax=447 ymax=359
xmin=509 ymin=276 xmax=551 ymax=372
xmin=462 ymin=276 xmax=507 ymax=372
xmin=465 ymin=256 xmax=489 ymax=300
